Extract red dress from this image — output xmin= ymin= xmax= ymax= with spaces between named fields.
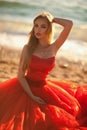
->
xmin=0 ymin=55 xmax=87 ymax=130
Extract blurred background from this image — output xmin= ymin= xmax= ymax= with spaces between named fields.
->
xmin=0 ymin=0 xmax=87 ymax=61
xmin=0 ymin=0 xmax=87 ymax=24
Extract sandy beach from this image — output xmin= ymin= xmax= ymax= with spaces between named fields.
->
xmin=0 ymin=20 xmax=87 ymax=85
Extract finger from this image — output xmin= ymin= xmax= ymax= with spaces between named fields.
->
xmin=36 ymin=97 xmax=46 ymax=104
xmin=39 ymin=99 xmax=46 ymax=104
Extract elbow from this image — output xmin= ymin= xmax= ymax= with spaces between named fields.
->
xmin=17 ymin=72 xmax=25 ymax=82
xmin=17 ymin=73 xmax=22 ymax=82
xmin=66 ymin=20 xmax=73 ymax=31
xmin=17 ymin=74 xmax=26 ymax=86
xmin=17 ymin=70 xmax=21 ymax=79
xmin=17 ymin=67 xmax=25 ymax=81
xmin=69 ymin=20 xmax=73 ymax=28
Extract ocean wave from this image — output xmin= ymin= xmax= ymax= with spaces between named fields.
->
xmin=0 ymin=0 xmax=29 ymax=7
xmin=0 ymin=0 xmax=87 ymax=24
xmin=58 ymin=39 xmax=87 ymax=62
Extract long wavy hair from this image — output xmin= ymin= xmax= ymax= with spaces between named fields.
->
xmin=27 ymin=12 xmax=54 ymax=58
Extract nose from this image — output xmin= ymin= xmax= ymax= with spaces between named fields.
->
xmin=37 ymin=27 xmax=41 ymax=32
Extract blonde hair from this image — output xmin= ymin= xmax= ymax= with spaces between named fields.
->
xmin=27 ymin=12 xmax=54 ymax=57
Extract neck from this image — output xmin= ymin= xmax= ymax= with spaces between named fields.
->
xmin=38 ymin=39 xmax=50 ymax=48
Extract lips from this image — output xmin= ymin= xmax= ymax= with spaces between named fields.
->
xmin=36 ymin=33 xmax=41 ymax=36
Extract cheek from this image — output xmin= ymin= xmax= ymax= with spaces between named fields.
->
xmin=42 ymin=29 xmax=48 ymax=34
xmin=34 ymin=28 xmax=37 ymax=32
xmin=34 ymin=28 xmax=38 ymax=35
xmin=33 ymin=30 xmax=35 ymax=35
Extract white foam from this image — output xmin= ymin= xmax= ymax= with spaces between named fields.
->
xmin=58 ymin=39 xmax=87 ymax=62
xmin=0 ymin=32 xmax=28 ymax=50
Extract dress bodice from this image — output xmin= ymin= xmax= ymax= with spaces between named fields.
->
xmin=26 ymin=55 xmax=55 ymax=80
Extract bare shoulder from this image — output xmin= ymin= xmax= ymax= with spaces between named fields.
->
xmin=22 ymin=44 xmax=29 ymax=52
xmin=19 ymin=44 xmax=29 ymax=62
xmin=21 ymin=44 xmax=29 ymax=55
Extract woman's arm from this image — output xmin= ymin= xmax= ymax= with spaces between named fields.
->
xmin=17 ymin=45 xmax=34 ymax=98
xmin=52 ymin=18 xmax=73 ymax=53
xmin=17 ymin=45 xmax=46 ymax=104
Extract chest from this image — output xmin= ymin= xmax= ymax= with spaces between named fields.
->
xmin=33 ymin=45 xmax=55 ymax=59
xmin=29 ymin=55 xmax=55 ymax=73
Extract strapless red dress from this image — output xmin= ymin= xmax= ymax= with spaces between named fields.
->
xmin=0 ymin=55 xmax=87 ymax=130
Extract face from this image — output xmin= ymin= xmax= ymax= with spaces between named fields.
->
xmin=34 ymin=18 xmax=49 ymax=39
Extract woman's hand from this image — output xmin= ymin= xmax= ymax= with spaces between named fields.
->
xmin=52 ymin=17 xmax=57 ymax=23
xmin=31 ymin=95 xmax=46 ymax=105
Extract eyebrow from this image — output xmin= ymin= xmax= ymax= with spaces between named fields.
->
xmin=34 ymin=23 xmax=48 ymax=27
xmin=41 ymin=24 xmax=48 ymax=26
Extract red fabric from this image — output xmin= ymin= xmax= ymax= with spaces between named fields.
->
xmin=0 ymin=55 xmax=87 ymax=129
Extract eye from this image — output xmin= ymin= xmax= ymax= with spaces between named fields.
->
xmin=41 ymin=25 xmax=47 ymax=28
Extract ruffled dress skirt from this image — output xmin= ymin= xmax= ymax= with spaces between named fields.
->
xmin=0 ymin=77 xmax=87 ymax=130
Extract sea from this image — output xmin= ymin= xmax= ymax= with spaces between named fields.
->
xmin=0 ymin=0 xmax=87 ymax=62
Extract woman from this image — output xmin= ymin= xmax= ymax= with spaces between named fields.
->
xmin=0 ymin=12 xmax=87 ymax=130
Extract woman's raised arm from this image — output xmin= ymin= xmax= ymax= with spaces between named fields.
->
xmin=52 ymin=18 xmax=73 ymax=53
